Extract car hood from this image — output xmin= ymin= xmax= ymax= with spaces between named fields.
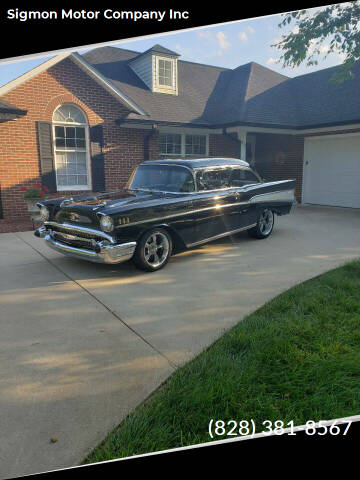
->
xmin=50 ymin=189 xmax=174 ymax=226
xmin=60 ymin=189 xmax=168 ymax=210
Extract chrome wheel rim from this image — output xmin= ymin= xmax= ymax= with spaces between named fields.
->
xmin=259 ymin=209 xmax=274 ymax=235
xmin=144 ymin=232 xmax=169 ymax=268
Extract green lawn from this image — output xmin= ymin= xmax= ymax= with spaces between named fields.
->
xmin=85 ymin=259 xmax=360 ymax=463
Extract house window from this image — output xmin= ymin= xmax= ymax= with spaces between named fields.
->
xmin=159 ymin=133 xmax=208 ymax=158
xmin=52 ymin=104 xmax=90 ymax=191
xmin=159 ymin=133 xmax=182 ymax=158
xmin=157 ymin=58 xmax=173 ymax=87
xmin=185 ymin=135 xmax=207 ymax=156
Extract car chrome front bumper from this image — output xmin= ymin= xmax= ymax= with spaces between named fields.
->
xmin=35 ymin=226 xmax=136 ymax=264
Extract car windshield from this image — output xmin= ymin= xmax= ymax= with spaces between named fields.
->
xmin=127 ymin=164 xmax=195 ymax=193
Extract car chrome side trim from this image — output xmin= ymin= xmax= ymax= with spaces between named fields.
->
xmin=187 ymin=223 xmax=257 ymax=247
xmin=249 ymin=189 xmax=295 ymax=203
xmin=44 ymin=222 xmax=116 ymax=243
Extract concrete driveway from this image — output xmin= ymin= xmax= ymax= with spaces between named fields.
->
xmin=0 ymin=204 xmax=359 ymax=478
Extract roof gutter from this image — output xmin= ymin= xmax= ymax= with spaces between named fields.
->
xmin=118 ymin=117 xmax=360 ymax=132
xmin=116 ymin=118 xmax=215 ymax=129
xmin=204 ymin=118 xmax=360 ymax=131
xmin=0 ymin=107 xmax=27 ymax=116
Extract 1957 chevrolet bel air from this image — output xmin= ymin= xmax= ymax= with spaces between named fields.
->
xmin=35 ymin=158 xmax=296 ymax=272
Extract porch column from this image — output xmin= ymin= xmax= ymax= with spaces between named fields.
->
xmin=227 ymin=127 xmax=247 ymax=160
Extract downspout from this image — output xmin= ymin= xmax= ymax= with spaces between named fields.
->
xmin=144 ymin=124 xmax=158 ymax=161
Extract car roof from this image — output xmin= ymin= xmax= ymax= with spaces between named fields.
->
xmin=142 ymin=158 xmax=250 ymax=169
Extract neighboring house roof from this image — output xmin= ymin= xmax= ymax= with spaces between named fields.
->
xmin=0 ymin=98 xmax=27 ymax=122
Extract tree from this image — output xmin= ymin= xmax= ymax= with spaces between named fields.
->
xmin=273 ymin=2 xmax=360 ymax=83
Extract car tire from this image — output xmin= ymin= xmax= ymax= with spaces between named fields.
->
xmin=133 ymin=228 xmax=173 ymax=272
xmin=247 ymin=209 xmax=275 ymax=239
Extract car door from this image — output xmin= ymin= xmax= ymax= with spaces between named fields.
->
xmin=189 ymin=167 xmax=234 ymax=243
xmin=192 ymin=167 xmax=261 ymax=238
xmin=226 ymin=167 xmax=262 ymax=228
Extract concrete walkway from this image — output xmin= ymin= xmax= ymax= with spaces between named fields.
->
xmin=0 ymin=205 xmax=359 ymax=478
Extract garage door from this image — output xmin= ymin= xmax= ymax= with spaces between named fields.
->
xmin=303 ymin=134 xmax=360 ymax=208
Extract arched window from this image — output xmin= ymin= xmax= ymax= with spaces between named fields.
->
xmin=52 ymin=104 xmax=90 ymax=190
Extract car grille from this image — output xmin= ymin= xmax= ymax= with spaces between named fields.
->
xmin=50 ymin=226 xmax=105 ymax=251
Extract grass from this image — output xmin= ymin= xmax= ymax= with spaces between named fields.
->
xmin=85 ymin=259 xmax=360 ymax=463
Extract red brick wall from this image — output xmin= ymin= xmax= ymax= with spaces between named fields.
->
xmin=252 ymin=133 xmax=304 ymax=201
xmin=0 ymin=58 xmax=150 ymax=221
xmin=209 ymin=132 xmax=240 ymax=158
xmin=103 ymin=126 xmax=159 ymax=190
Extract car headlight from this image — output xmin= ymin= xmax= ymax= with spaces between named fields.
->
xmin=100 ymin=215 xmax=114 ymax=232
xmin=39 ymin=206 xmax=49 ymax=222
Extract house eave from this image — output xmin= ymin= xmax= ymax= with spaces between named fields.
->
xmin=117 ymin=117 xmax=360 ymax=136
xmin=0 ymin=107 xmax=27 ymax=116
xmin=117 ymin=118 xmax=215 ymax=129
xmin=214 ymin=119 xmax=360 ymax=130
xmin=294 ymin=119 xmax=360 ymax=130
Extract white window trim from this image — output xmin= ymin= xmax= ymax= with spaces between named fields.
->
xmin=159 ymin=131 xmax=209 ymax=158
xmin=52 ymin=108 xmax=92 ymax=191
xmin=155 ymin=56 xmax=176 ymax=92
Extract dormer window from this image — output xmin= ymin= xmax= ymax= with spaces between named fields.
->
xmin=130 ymin=44 xmax=179 ymax=95
xmin=158 ymin=58 xmax=173 ymax=87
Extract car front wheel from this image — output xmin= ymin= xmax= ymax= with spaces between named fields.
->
xmin=133 ymin=228 xmax=173 ymax=272
xmin=247 ymin=209 xmax=274 ymax=239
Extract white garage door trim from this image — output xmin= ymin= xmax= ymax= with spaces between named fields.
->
xmin=302 ymin=132 xmax=360 ymax=208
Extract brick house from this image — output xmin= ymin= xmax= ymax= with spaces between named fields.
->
xmin=1 ymin=43 xmax=360 ymax=225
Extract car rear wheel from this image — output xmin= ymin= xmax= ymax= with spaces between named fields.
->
xmin=247 ymin=209 xmax=274 ymax=239
xmin=133 ymin=228 xmax=173 ymax=272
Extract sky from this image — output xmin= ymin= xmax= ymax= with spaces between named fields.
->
xmin=0 ymin=7 xmax=348 ymax=88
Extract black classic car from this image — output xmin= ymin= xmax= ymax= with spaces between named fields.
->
xmin=35 ymin=158 xmax=295 ymax=272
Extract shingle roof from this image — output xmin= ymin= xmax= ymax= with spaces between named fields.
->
xmin=289 ymin=62 xmax=360 ymax=128
xmin=83 ymin=46 xmax=229 ymax=125
xmin=82 ymin=45 xmax=360 ymax=129
xmin=0 ymin=99 xmax=26 ymax=122
xmin=139 ymin=44 xmax=180 ymax=57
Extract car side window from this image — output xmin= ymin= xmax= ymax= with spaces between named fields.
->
xmin=229 ymin=168 xmax=260 ymax=187
xmin=196 ymin=169 xmax=231 ymax=191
